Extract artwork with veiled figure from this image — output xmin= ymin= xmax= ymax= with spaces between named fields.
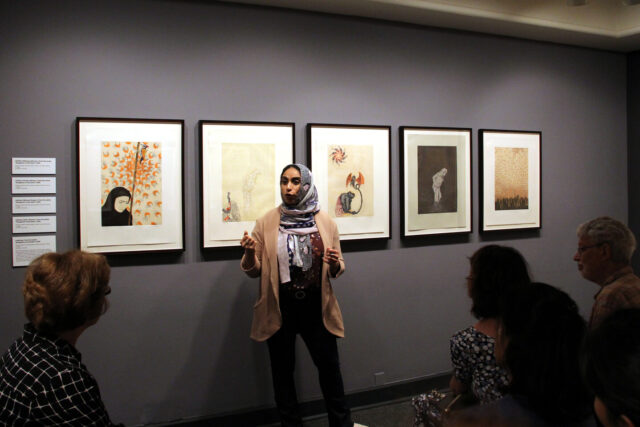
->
xmin=100 ymin=141 xmax=162 ymax=226
xmin=78 ymin=118 xmax=184 ymax=254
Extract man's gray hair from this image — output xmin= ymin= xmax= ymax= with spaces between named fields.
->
xmin=577 ymin=216 xmax=636 ymax=264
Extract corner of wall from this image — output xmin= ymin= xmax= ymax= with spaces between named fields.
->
xmin=627 ymin=50 xmax=640 ymax=270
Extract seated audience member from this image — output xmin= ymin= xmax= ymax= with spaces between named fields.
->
xmin=584 ymin=308 xmax=640 ymax=427
xmin=574 ymin=216 xmax=640 ymax=327
xmin=451 ymin=282 xmax=595 ymax=426
xmin=0 ymin=250 xmax=120 ymax=425
xmin=449 ymin=245 xmax=530 ymax=403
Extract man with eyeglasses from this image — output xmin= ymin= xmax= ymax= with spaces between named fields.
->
xmin=574 ymin=216 xmax=640 ymax=328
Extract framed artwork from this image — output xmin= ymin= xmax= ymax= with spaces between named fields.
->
xmin=479 ymin=129 xmax=541 ymax=232
xmin=400 ymin=127 xmax=472 ymax=236
xmin=308 ymin=123 xmax=391 ymax=241
xmin=201 ymin=121 xmax=294 ymax=248
xmin=77 ymin=117 xmax=184 ymax=254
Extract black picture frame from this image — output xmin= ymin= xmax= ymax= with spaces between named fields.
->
xmin=307 ymin=123 xmax=391 ymax=241
xmin=479 ymin=129 xmax=541 ymax=232
xmin=77 ymin=117 xmax=185 ymax=254
xmin=400 ymin=126 xmax=472 ymax=237
xmin=200 ymin=120 xmax=295 ymax=248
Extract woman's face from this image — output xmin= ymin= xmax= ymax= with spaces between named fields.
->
xmin=114 ymin=196 xmax=130 ymax=213
xmin=280 ymin=167 xmax=302 ymax=206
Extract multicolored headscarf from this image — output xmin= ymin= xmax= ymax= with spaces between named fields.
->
xmin=277 ymin=164 xmax=320 ymax=283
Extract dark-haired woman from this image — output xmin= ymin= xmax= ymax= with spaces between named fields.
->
xmin=101 ymin=186 xmax=132 ymax=226
xmin=585 ymin=308 xmax=640 ymax=427
xmin=449 ymin=245 xmax=530 ymax=403
xmin=453 ymin=282 xmax=595 ymax=426
xmin=0 ymin=250 xmax=120 ymax=425
xmin=240 ymin=164 xmax=355 ymax=427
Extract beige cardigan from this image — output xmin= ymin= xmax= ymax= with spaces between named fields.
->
xmin=241 ymin=207 xmax=346 ymax=342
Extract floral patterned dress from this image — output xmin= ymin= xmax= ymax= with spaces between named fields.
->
xmin=450 ymin=326 xmax=509 ymax=403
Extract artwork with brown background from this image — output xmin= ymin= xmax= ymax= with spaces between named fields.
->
xmin=417 ymin=146 xmax=457 ymax=214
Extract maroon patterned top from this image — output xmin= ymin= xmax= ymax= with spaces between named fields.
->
xmin=285 ymin=231 xmax=324 ymax=292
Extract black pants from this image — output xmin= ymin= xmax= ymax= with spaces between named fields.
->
xmin=267 ymin=289 xmax=353 ymax=427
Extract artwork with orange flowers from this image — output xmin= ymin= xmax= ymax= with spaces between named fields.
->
xmin=78 ymin=118 xmax=184 ymax=254
xmin=480 ymin=129 xmax=541 ymax=232
xmin=100 ymin=141 xmax=162 ymax=226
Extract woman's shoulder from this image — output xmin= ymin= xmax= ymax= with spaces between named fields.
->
xmin=264 ymin=207 xmax=280 ymax=217
xmin=314 ymin=210 xmax=337 ymax=227
xmin=2 ymin=335 xmax=82 ymax=389
xmin=474 ymin=318 xmax=499 ymax=338
xmin=451 ymin=325 xmax=481 ymax=341
xmin=451 ymin=326 xmax=496 ymax=350
xmin=255 ymin=207 xmax=280 ymax=224
xmin=314 ymin=209 xmax=330 ymax=220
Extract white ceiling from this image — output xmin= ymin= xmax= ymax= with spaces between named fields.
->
xmin=220 ymin=0 xmax=640 ymax=52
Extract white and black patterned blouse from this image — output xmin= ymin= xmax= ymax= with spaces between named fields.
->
xmin=0 ymin=324 xmax=116 ymax=425
xmin=450 ymin=326 xmax=509 ymax=404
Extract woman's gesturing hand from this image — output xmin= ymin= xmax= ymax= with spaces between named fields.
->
xmin=241 ymin=231 xmax=256 ymax=255
xmin=323 ymin=247 xmax=342 ymax=276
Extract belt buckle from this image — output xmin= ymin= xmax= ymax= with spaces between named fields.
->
xmin=294 ymin=290 xmax=306 ymax=300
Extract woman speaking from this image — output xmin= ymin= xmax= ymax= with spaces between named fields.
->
xmin=241 ymin=164 xmax=355 ymax=427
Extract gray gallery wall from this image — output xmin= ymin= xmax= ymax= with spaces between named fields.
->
xmin=629 ymin=50 xmax=640 ymax=271
xmin=0 ymin=0 xmax=630 ymax=425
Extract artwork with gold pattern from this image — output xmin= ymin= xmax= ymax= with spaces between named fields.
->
xmin=494 ymin=147 xmax=528 ymax=210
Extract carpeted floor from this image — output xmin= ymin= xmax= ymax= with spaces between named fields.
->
xmin=298 ymin=398 xmax=416 ymax=427
xmin=199 ymin=376 xmax=450 ymax=426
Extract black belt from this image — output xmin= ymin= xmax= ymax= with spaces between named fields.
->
xmin=280 ymin=285 xmax=320 ymax=300
xmin=294 ymin=290 xmax=308 ymax=300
